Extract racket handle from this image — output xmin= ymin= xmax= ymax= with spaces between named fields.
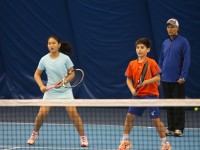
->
xmin=46 ymin=85 xmax=55 ymax=91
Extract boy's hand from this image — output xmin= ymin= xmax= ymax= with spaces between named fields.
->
xmin=137 ymin=80 xmax=147 ymax=88
xmin=131 ymin=89 xmax=137 ymax=96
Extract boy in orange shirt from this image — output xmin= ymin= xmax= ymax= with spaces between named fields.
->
xmin=118 ymin=38 xmax=171 ymax=150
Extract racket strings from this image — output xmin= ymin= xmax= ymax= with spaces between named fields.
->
xmin=64 ymin=70 xmax=84 ymax=88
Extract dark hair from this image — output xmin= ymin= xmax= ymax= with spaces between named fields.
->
xmin=135 ymin=38 xmax=151 ymax=48
xmin=47 ymin=35 xmax=72 ymax=56
xmin=59 ymin=42 xmax=72 ymax=56
xmin=48 ymin=35 xmax=61 ymax=43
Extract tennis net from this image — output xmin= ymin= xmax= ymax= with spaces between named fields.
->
xmin=0 ymin=99 xmax=200 ymax=150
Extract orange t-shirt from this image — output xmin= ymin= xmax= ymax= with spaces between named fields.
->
xmin=125 ymin=57 xmax=161 ymax=97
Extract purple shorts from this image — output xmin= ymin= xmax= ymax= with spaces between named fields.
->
xmin=128 ymin=95 xmax=160 ymax=119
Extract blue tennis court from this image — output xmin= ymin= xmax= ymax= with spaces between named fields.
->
xmin=0 ymin=105 xmax=200 ymax=150
xmin=0 ymin=122 xmax=199 ymax=150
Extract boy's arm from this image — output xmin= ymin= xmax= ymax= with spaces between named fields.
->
xmin=126 ymin=77 xmax=136 ymax=96
xmin=141 ymin=74 xmax=160 ymax=86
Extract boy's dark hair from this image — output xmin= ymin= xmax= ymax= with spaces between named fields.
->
xmin=135 ymin=38 xmax=151 ymax=48
xmin=59 ymin=42 xmax=72 ymax=56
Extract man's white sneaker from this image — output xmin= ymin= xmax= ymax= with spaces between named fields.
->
xmin=165 ymin=129 xmax=174 ymax=136
xmin=174 ymin=129 xmax=183 ymax=137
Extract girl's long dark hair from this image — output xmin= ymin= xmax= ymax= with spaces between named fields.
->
xmin=48 ymin=35 xmax=72 ymax=56
xmin=59 ymin=42 xmax=72 ymax=56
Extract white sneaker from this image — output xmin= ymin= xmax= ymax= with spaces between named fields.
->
xmin=27 ymin=131 xmax=39 ymax=145
xmin=165 ymin=129 xmax=174 ymax=136
xmin=118 ymin=139 xmax=132 ymax=150
xmin=80 ymin=136 xmax=88 ymax=147
xmin=160 ymin=141 xmax=172 ymax=150
xmin=174 ymin=129 xmax=183 ymax=137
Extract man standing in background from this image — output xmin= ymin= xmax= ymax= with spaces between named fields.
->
xmin=159 ymin=18 xmax=190 ymax=137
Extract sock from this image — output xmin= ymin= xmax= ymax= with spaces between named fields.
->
xmin=122 ymin=134 xmax=130 ymax=140
xmin=33 ymin=131 xmax=39 ymax=134
xmin=80 ymin=136 xmax=86 ymax=139
xmin=161 ymin=137 xmax=167 ymax=144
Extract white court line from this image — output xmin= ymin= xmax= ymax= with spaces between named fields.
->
xmin=0 ymin=122 xmax=199 ymax=130
xmin=0 ymin=146 xmax=115 ymax=150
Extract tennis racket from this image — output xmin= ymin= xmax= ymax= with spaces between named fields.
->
xmin=136 ymin=61 xmax=148 ymax=91
xmin=46 ymin=69 xmax=84 ymax=91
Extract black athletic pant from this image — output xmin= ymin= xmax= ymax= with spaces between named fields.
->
xmin=161 ymin=81 xmax=185 ymax=132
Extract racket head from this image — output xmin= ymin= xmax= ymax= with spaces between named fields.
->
xmin=138 ymin=61 xmax=148 ymax=85
xmin=63 ymin=69 xmax=84 ymax=88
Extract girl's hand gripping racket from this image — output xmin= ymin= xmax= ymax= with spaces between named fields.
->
xmin=46 ymin=69 xmax=84 ymax=91
xmin=136 ymin=61 xmax=148 ymax=92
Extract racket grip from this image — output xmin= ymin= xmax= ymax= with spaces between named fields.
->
xmin=46 ymin=85 xmax=55 ymax=91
